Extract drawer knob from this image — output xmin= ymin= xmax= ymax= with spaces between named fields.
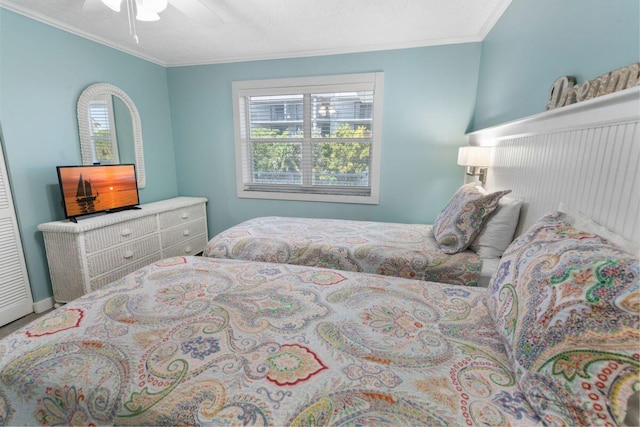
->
xmin=184 ymin=246 xmax=192 ymax=253
xmin=121 ymin=228 xmax=132 ymax=237
xmin=181 ymin=212 xmax=189 ymax=219
xmin=123 ymin=250 xmax=134 ymax=259
xmin=182 ymin=229 xmax=190 ymax=236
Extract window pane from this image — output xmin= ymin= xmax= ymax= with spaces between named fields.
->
xmin=249 ymin=95 xmax=303 ymax=139
xmin=252 ymin=141 xmax=302 ymax=184
xmin=313 ymin=141 xmax=370 ymax=187
xmin=89 ymin=101 xmax=112 ymax=137
xmin=311 ymin=91 xmax=373 ymax=138
xmin=93 ymin=138 xmax=115 ymax=162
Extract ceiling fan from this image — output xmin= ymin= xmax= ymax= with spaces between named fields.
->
xmin=83 ymin=0 xmax=223 ymax=42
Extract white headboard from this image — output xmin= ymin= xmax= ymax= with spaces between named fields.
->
xmin=467 ymin=86 xmax=639 ymax=244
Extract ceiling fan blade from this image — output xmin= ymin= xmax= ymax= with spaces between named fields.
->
xmin=83 ymin=0 xmax=124 ymax=12
xmin=170 ymin=0 xmax=224 ymax=28
xmin=82 ymin=0 xmax=106 ymax=12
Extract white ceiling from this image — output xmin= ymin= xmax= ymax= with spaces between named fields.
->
xmin=1 ymin=0 xmax=511 ymax=67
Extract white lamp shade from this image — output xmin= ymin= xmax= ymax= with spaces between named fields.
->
xmin=457 ymin=146 xmax=492 ymax=167
xmin=135 ymin=0 xmax=161 ymax=21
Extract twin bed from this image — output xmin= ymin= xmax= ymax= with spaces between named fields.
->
xmin=203 ymin=183 xmax=520 ymax=288
xmin=204 ymin=216 xmax=484 ymax=286
xmin=0 ymin=256 xmax=530 ymax=425
xmin=1 ymin=88 xmax=638 ymax=426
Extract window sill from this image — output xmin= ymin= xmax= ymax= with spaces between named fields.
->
xmin=237 ymin=189 xmax=379 ymax=204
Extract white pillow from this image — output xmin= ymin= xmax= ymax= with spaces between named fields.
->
xmin=469 ymin=194 xmax=522 ymax=259
xmin=558 ymin=202 xmax=639 ymax=256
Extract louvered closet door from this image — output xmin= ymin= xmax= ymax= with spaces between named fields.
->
xmin=0 ymin=142 xmax=33 ymax=327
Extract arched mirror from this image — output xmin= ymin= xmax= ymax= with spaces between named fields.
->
xmin=77 ymin=83 xmax=146 ymax=188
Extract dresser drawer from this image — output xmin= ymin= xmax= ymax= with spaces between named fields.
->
xmin=84 ymin=216 xmax=157 ymax=253
xmin=89 ymin=253 xmax=163 ymax=292
xmin=163 ymin=234 xmax=208 ymax=258
xmin=87 ymin=234 xmax=161 ymax=277
xmin=159 ymin=204 xmax=205 ymax=230
xmin=161 ymin=218 xmax=207 ymax=249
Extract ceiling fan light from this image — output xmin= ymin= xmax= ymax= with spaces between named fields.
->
xmin=141 ymin=0 xmax=168 ymax=13
xmin=135 ymin=1 xmax=160 ymax=21
xmin=101 ymin=0 xmax=122 ymax=12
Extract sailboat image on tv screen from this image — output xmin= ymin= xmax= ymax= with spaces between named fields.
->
xmin=76 ymin=173 xmax=98 ymax=213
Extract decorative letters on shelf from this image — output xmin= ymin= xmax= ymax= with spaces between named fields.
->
xmin=546 ymin=63 xmax=640 ymax=111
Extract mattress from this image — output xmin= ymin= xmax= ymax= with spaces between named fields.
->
xmin=205 ymin=216 xmax=482 ymax=286
xmin=0 ymin=256 xmax=539 ymax=426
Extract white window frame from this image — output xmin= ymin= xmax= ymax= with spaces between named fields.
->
xmin=232 ymin=72 xmax=384 ymax=204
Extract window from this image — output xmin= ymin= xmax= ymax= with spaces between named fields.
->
xmin=87 ymin=94 xmax=119 ymax=164
xmin=232 ymin=72 xmax=384 ymax=204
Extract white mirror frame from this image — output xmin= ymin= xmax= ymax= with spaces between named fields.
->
xmin=77 ymin=83 xmax=146 ymax=188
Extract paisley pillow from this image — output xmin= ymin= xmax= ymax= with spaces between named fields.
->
xmin=432 ymin=183 xmax=511 ymax=254
xmin=487 ymin=211 xmax=640 ymax=426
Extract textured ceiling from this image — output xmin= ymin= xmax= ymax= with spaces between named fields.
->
xmin=1 ymin=0 xmax=511 ymax=67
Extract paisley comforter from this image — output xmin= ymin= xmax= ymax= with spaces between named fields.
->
xmin=0 ymin=256 xmax=539 ymax=426
xmin=204 ymin=216 xmax=482 ymax=286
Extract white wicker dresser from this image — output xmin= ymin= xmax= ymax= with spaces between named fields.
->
xmin=38 ymin=197 xmax=208 ymax=305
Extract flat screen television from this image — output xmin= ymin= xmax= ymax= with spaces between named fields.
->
xmin=57 ymin=164 xmax=140 ymax=222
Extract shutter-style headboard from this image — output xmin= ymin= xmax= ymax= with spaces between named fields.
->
xmin=467 ymin=87 xmax=639 ymax=244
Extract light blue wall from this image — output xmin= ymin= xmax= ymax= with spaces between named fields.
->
xmin=4 ymin=0 xmax=634 ymax=305
xmin=0 ymin=9 xmax=179 ymax=302
xmin=471 ymin=0 xmax=640 ymax=131
xmin=167 ymin=44 xmax=482 ymax=236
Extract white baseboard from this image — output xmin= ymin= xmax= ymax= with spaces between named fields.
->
xmin=33 ymin=297 xmax=54 ymax=314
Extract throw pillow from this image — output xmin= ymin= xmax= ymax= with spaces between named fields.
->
xmin=487 ymin=211 xmax=639 ymax=426
xmin=433 ymin=183 xmax=511 ymax=254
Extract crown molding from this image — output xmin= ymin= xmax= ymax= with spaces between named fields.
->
xmin=0 ymin=4 xmax=168 ymax=66
xmin=476 ymin=0 xmax=511 ymax=39
xmin=165 ymin=34 xmax=483 ymax=67
xmin=2 ymin=2 xmax=506 ymax=68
